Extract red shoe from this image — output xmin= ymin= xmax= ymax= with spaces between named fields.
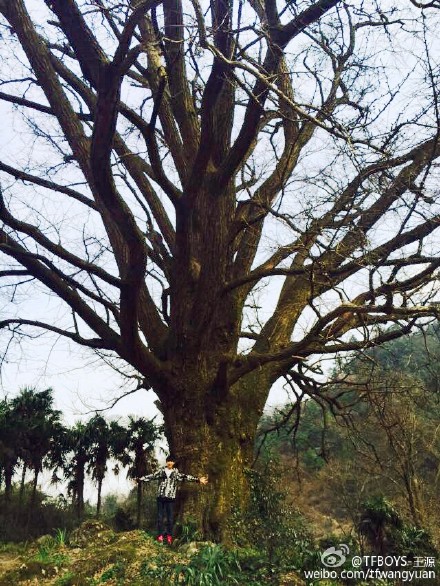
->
xmin=166 ymin=535 xmax=173 ymax=545
xmin=157 ymin=534 xmax=164 ymax=543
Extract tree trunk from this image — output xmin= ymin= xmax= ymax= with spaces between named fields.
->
xmin=160 ymin=371 xmax=269 ymax=542
xmin=402 ymin=465 xmax=425 ymax=528
xmin=74 ymin=464 xmax=86 ymax=521
xmin=96 ymin=478 xmax=103 ymax=517
xmin=78 ymin=482 xmax=85 ymax=520
xmin=136 ymin=479 xmax=143 ymax=528
xmin=19 ymin=464 xmax=27 ymax=508
xmin=3 ymin=463 xmax=14 ymax=505
xmin=26 ymin=468 xmax=39 ymax=528
xmin=30 ymin=468 xmax=39 ymax=511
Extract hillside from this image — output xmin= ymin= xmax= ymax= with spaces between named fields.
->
xmin=0 ymin=520 xmax=306 ymax=586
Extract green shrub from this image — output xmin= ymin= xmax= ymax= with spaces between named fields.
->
xmin=33 ymin=537 xmax=69 ymax=566
xmin=358 ymin=496 xmax=438 ymax=560
xmin=173 ymin=517 xmax=203 ymax=543
xmin=230 ymin=458 xmax=317 ymax=573
xmin=54 ymin=571 xmax=75 ymax=586
xmin=112 ymin=507 xmax=135 ymax=532
xmin=99 ymin=561 xmax=126 ymax=583
xmin=393 ymin=525 xmax=437 ymax=559
xmin=140 ymin=544 xmax=243 ymax=585
xmin=0 ymin=487 xmax=77 ymax=542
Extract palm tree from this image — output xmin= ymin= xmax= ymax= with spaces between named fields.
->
xmin=358 ymin=496 xmax=403 ymax=555
xmin=87 ymin=415 xmax=113 ymax=517
xmin=10 ymin=387 xmax=62 ymax=511
xmin=63 ymin=421 xmax=94 ymax=521
xmin=0 ymin=398 xmax=20 ymax=506
xmin=112 ymin=417 xmax=160 ymax=527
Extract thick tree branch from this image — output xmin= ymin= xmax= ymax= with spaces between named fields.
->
xmin=0 ymin=161 xmax=96 ymax=210
xmin=0 ymin=319 xmax=114 ymax=350
xmin=251 ymin=134 xmax=440 ymax=353
xmin=0 ymin=228 xmax=120 ymax=345
xmin=273 ymin=0 xmax=342 ymax=49
xmin=0 ymin=192 xmax=120 ymax=288
xmin=0 ymin=90 xmax=92 ymax=121
xmin=50 ymin=54 xmax=177 ymax=248
xmin=162 ymin=0 xmax=200 ymax=160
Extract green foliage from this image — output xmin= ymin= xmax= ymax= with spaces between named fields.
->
xmin=0 ymin=387 xmax=64 ymax=519
xmin=107 ymin=481 xmax=157 ymax=533
xmin=0 ymin=486 xmax=77 ymax=542
xmin=85 ymin=415 xmax=114 ymax=517
xmin=257 ymin=326 xmax=440 ymax=549
xmin=169 ymin=545 xmax=241 ymax=585
xmin=101 ymin=494 xmax=120 ymax=518
xmin=112 ymin=416 xmax=161 ymax=482
xmin=0 ymin=541 xmax=30 ymax=555
xmin=10 ymin=387 xmax=63 ymax=480
xmin=99 ymin=561 xmax=126 ymax=584
xmin=110 ymin=416 xmax=162 ymax=528
xmin=358 ymin=496 xmax=438 ymax=560
xmin=140 ymin=544 xmax=243 ymax=585
xmin=62 ymin=420 xmax=100 ymax=521
xmin=0 ymin=388 xmax=164 ymax=539
xmin=173 ymin=518 xmax=203 ymax=543
xmin=359 ymin=495 xmax=403 ymax=546
xmin=394 ymin=525 xmax=437 ymax=559
xmin=230 ymin=457 xmax=317 ymax=575
xmin=258 ymin=400 xmax=351 ymax=473
xmin=356 ymin=324 xmax=440 ymax=393
xmin=111 ymin=507 xmax=136 ymax=532
xmin=33 ymin=534 xmax=69 ymax=566
xmin=54 ymin=572 xmax=75 ymax=586
xmin=54 ymin=528 xmax=69 ymax=548
xmin=0 ymin=398 xmax=20 ymax=500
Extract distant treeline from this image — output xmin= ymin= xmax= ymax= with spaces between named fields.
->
xmin=258 ymin=324 xmax=440 ymax=545
xmin=0 ymin=389 xmax=162 ymax=538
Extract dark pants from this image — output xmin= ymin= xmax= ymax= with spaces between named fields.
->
xmin=157 ymin=497 xmax=174 ymax=536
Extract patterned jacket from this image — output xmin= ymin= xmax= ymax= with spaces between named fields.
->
xmin=142 ymin=468 xmax=199 ymax=500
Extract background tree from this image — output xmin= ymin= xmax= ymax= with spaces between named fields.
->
xmin=0 ymin=398 xmax=19 ymax=506
xmin=261 ymin=326 xmax=440 ymax=541
xmin=358 ymin=496 xmax=403 ymax=557
xmin=338 ymin=330 xmax=440 ymax=529
xmin=86 ymin=414 xmax=113 ymax=517
xmin=0 ymin=0 xmax=440 ymax=538
xmin=10 ymin=387 xmax=63 ymax=512
xmin=63 ymin=421 xmax=94 ymax=521
xmin=112 ymin=416 xmax=159 ymax=528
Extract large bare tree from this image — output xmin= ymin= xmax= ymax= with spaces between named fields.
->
xmin=0 ymin=0 xmax=439 ymax=538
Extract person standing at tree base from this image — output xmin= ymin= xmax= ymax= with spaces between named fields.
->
xmin=142 ymin=455 xmax=208 ymax=545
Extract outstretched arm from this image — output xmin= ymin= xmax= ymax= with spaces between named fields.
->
xmin=141 ymin=470 xmax=162 ymax=482
xmin=176 ymin=472 xmax=208 ymax=484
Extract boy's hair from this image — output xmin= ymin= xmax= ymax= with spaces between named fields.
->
xmin=166 ymin=454 xmax=176 ymax=463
